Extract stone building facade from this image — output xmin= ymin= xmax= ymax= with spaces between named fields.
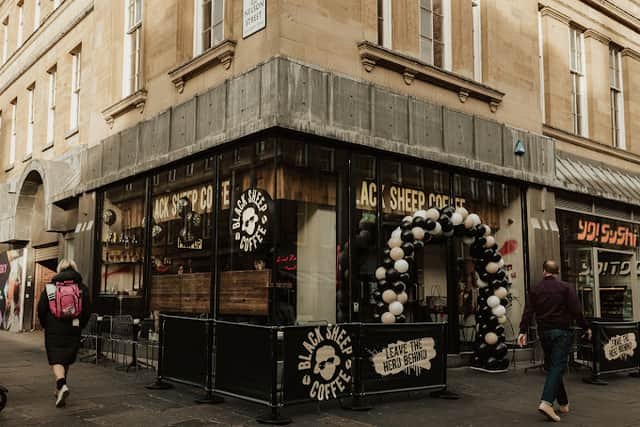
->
xmin=0 ymin=0 xmax=638 ymax=346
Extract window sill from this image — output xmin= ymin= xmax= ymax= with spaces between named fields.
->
xmin=22 ymin=154 xmax=32 ymax=163
xmin=4 ymin=163 xmax=14 ymax=172
xmin=42 ymin=142 xmax=54 ymax=152
xmin=101 ymin=89 xmax=148 ymax=127
xmin=65 ymin=127 xmax=79 ymax=140
xmin=357 ymin=41 xmax=505 ymax=113
xmin=168 ymin=39 xmax=236 ymax=93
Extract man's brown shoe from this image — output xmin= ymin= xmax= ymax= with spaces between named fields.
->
xmin=559 ymin=404 xmax=570 ymax=414
xmin=538 ymin=402 xmax=561 ymax=422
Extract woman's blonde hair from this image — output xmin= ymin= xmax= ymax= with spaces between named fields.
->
xmin=57 ymin=259 xmax=79 ymax=273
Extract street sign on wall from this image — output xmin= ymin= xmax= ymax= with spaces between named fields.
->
xmin=243 ymin=0 xmax=266 ymax=38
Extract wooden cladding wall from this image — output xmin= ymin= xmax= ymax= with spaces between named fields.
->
xmin=218 ymin=269 xmax=271 ymax=316
xmin=150 ymin=272 xmax=211 ymax=313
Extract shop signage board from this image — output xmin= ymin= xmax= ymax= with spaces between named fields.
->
xmin=594 ymin=321 xmax=640 ymax=375
xmin=358 ymin=323 xmax=447 ymax=393
xmin=283 ymin=324 xmax=354 ymax=403
xmin=558 ymin=211 xmax=640 ymax=249
xmin=231 ymin=188 xmax=272 ymax=253
xmin=153 ymin=184 xmax=214 ymax=222
xmin=243 ymin=0 xmax=266 ymax=38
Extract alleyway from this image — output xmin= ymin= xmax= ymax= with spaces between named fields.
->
xmin=1 ymin=331 xmax=639 ymax=426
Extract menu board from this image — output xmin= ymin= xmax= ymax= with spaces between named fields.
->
xmin=600 ymin=289 xmax=625 ymax=321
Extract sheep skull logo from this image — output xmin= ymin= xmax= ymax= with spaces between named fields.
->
xmin=313 ymin=345 xmax=341 ymax=381
xmin=232 ymin=189 xmax=270 ymax=253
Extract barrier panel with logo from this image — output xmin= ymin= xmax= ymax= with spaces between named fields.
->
xmin=592 ymin=321 xmax=640 ymax=377
xmin=214 ymin=320 xmax=276 ymax=405
xmin=355 ymin=322 xmax=447 ymax=395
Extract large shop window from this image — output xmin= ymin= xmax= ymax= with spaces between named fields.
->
xmin=379 ymin=160 xmax=451 ymax=323
xmin=150 ymin=156 xmax=215 ymax=315
xmin=100 ymin=178 xmax=147 ymax=299
xmin=454 ymin=176 xmax=525 ymax=349
xmin=558 ymin=211 xmax=638 ymax=321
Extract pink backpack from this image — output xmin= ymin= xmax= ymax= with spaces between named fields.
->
xmin=45 ymin=280 xmax=83 ymax=319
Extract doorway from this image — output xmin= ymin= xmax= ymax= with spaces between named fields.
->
xmin=33 ymin=260 xmax=57 ymax=329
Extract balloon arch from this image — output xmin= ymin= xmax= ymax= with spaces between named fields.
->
xmin=369 ymin=206 xmax=511 ymax=372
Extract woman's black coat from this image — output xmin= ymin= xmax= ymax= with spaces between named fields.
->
xmin=37 ymin=268 xmax=91 ymax=365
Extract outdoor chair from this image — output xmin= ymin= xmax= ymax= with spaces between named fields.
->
xmin=110 ymin=315 xmax=135 ymax=369
xmin=80 ymin=313 xmax=99 ymax=363
xmin=130 ymin=318 xmax=159 ymax=371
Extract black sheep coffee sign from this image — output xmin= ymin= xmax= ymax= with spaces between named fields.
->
xmin=284 ymin=325 xmax=353 ymax=402
xmin=231 ymin=188 xmax=271 ymax=253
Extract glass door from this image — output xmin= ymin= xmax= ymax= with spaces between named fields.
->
xmin=595 ymin=249 xmax=636 ymax=321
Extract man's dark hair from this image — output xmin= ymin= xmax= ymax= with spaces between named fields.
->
xmin=543 ymin=260 xmax=560 ymax=275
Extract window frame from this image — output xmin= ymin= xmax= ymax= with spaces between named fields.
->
xmin=419 ymin=0 xmax=452 ymax=70
xmin=34 ymin=0 xmax=41 ymax=31
xmin=9 ymin=99 xmax=17 ymax=166
xmin=1 ymin=17 xmax=8 ymax=64
xmin=47 ymin=66 xmax=57 ymax=146
xmin=569 ymin=27 xmax=587 ymax=137
xmin=123 ymin=0 xmax=143 ymax=97
xmin=378 ymin=0 xmax=392 ymax=49
xmin=69 ymin=47 xmax=81 ymax=131
xmin=193 ymin=0 xmax=224 ymax=57
xmin=472 ymin=0 xmax=482 ymax=82
xmin=609 ymin=45 xmax=625 ymax=149
xmin=17 ymin=2 xmax=23 ymax=48
xmin=26 ymin=83 xmax=35 ymax=157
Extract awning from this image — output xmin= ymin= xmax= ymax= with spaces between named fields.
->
xmin=556 ymin=154 xmax=640 ymax=205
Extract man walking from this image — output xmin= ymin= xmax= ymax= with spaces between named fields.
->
xmin=518 ymin=260 xmax=591 ymax=422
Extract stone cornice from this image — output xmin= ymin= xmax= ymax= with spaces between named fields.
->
xmin=584 ymin=28 xmax=611 ymax=44
xmin=580 ymin=0 xmax=640 ymax=34
xmin=539 ymin=6 xmax=571 ymax=25
xmin=168 ymin=39 xmax=236 ymax=93
xmin=622 ymin=47 xmax=640 ymax=61
xmin=101 ymin=90 xmax=148 ymax=127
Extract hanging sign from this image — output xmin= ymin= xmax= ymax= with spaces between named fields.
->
xmin=575 ymin=218 xmax=639 ymax=248
xmin=243 ymin=0 xmax=266 ymax=38
xmin=231 ymin=188 xmax=271 ymax=253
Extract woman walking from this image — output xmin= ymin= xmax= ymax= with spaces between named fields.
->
xmin=37 ymin=259 xmax=91 ymax=408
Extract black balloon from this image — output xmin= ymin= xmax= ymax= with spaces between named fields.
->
xmin=497 ymin=359 xmax=510 ymax=370
xmin=412 ymin=216 xmax=426 ymax=228
xmin=377 ymin=279 xmax=388 ymax=288
xmin=475 ymin=224 xmax=487 ymax=237
xmin=401 ymin=219 xmax=413 ymax=230
xmin=454 ymin=224 xmax=466 ymax=236
xmin=372 ymin=290 xmax=382 ymax=301
xmin=465 ymin=227 xmax=477 ymax=238
xmin=401 ymin=242 xmax=414 ymax=255
xmin=477 ymin=342 xmax=490 ymax=358
xmin=396 ymin=314 xmax=406 ymax=323
xmin=393 ymin=281 xmax=406 ymax=293
xmin=383 ymin=248 xmax=391 ymax=256
xmin=383 ymin=257 xmax=394 ymax=268
xmin=414 ymin=240 xmax=425 ymax=249
xmin=479 ymin=287 xmax=492 ymax=298
xmin=477 ymin=296 xmax=487 ymax=307
xmin=482 ymin=248 xmax=494 ymax=260
xmin=500 ymin=298 xmax=509 ymax=307
xmin=386 ymin=268 xmax=400 ymax=282
xmin=495 ymin=343 xmax=508 ymax=359
xmin=441 ymin=222 xmax=454 ymax=233
xmin=495 ymin=269 xmax=506 ymax=280
xmin=491 ymin=252 xmax=502 ymax=262
xmin=486 ymin=357 xmax=499 ymax=370
xmin=481 ymin=305 xmax=492 ymax=316
xmin=476 ymin=236 xmax=487 ymax=247
xmin=424 ymin=220 xmax=436 ymax=231
xmin=401 ymin=230 xmax=414 ymax=242
xmin=495 ymin=325 xmax=505 ymax=336
xmin=486 ymin=315 xmax=499 ymax=329
xmin=441 ymin=206 xmax=455 ymax=217
xmin=399 ymin=272 xmax=411 ymax=282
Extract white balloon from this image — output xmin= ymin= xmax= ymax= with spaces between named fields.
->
xmin=390 ymin=247 xmax=405 ymax=261
xmin=426 ymin=208 xmax=440 ymax=221
xmin=391 ymin=227 xmax=402 ymax=239
xmin=388 ymin=237 xmax=403 ymax=248
xmin=451 ymin=212 xmax=463 ymax=226
xmin=394 ymin=259 xmax=409 ymax=273
xmin=483 ymin=236 xmax=496 ymax=248
xmin=492 ymin=305 xmax=506 ymax=317
xmin=382 ymin=289 xmax=397 ymax=304
xmin=498 ymin=315 xmax=508 ymax=324
xmin=483 ymin=225 xmax=492 ymax=237
xmin=375 ymin=267 xmax=386 ymax=281
xmin=467 ymin=213 xmax=481 ymax=227
xmin=413 ymin=210 xmax=428 ymax=220
xmin=487 ymin=296 xmax=501 ymax=308
xmin=498 ymin=258 xmax=505 ymax=269
xmin=429 ymin=222 xmax=442 ymax=236
xmin=412 ymin=227 xmax=425 ymax=241
xmin=485 ymin=262 xmax=500 ymax=274
xmin=477 ymin=278 xmax=489 ymax=288
xmin=494 ymin=287 xmax=508 ymax=299
xmin=484 ymin=332 xmax=498 ymax=345
xmin=463 ymin=236 xmax=475 ymax=245
xmin=464 ymin=216 xmax=475 ymax=229
xmin=403 ymin=216 xmax=413 ymax=223
xmin=389 ymin=301 xmax=404 ymax=316
xmin=455 ymin=207 xmax=469 ymax=220
xmin=397 ymin=291 xmax=408 ymax=304
xmin=381 ymin=312 xmax=396 ymax=324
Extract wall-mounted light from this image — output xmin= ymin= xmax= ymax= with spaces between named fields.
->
xmin=514 ymin=139 xmax=525 ymax=156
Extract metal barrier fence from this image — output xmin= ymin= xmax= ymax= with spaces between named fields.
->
xmin=584 ymin=321 xmax=640 ymax=385
xmin=149 ymin=317 xmax=450 ymax=424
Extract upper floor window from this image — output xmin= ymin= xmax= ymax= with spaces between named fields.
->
xmin=26 ymin=83 xmax=35 ymax=157
xmin=609 ymin=45 xmax=625 ymax=149
xmin=194 ymin=0 xmax=224 ymax=56
xmin=377 ymin=0 xmax=392 ymax=49
xmin=34 ymin=0 xmax=41 ymax=31
xmin=69 ymin=47 xmax=81 ymax=131
xmin=17 ymin=2 xmax=23 ymax=48
xmin=123 ymin=0 xmax=142 ymax=96
xmin=569 ymin=27 xmax=587 ymax=136
xmin=419 ymin=0 xmax=451 ymax=70
xmin=47 ymin=66 xmax=57 ymax=146
xmin=472 ymin=0 xmax=482 ymax=81
xmin=2 ymin=17 xmax=8 ymax=63
xmin=9 ymin=99 xmax=17 ymax=166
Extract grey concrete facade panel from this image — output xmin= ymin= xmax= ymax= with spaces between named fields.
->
xmin=119 ymin=127 xmax=139 ymax=170
xmin=85 ymin=145 xmax=103 ymax=183
xmin=443 ymin=108 xmax=474 ymax=157
xmin=196 ymin=85 xmax=226 ymax=141
xmin=140 ymin=110 xmax=171 ymax=160
xmin=374 ymin=89 xmax=408 ymax=143
xmin=409 ymin=99 xmax=443 ymax=149
xmin=101 ymin=134 xmax=121 ymax=177
xmin=474 ymin=118 xmax=503 ymax=165
xmin=227 ymin=67 xmax=262 ymax=131
xmin=332 ymin=76 xmax=371 ymax=132
xmin=170 ymin=98 xmax=197 ymax=151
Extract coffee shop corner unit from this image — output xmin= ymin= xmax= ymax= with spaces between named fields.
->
xmin=77 ymin=58 xmax=562 ymax=355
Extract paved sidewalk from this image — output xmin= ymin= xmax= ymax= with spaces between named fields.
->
xmin=1 ymin=331 xmax=640 ymax=426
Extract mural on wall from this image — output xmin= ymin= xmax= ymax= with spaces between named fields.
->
xmin=0 ymin=249 xmax=27 ymax=332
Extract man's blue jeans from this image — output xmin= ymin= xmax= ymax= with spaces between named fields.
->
xmin=540 ymin=329 xmax=570 ymax=406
